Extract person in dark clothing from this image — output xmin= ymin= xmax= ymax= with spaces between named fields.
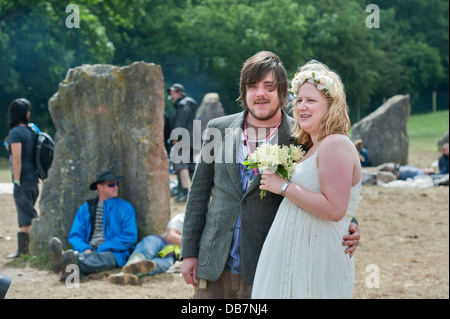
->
xmin=167 ymin=83 xmax=198 ymax=202
xmin=438 ymin=143 xmax=449 ymax=174
xmin=164 ymin=112 xmax=172 ymax=155
xmin=6 ymin=98 xmax=39 ymax=258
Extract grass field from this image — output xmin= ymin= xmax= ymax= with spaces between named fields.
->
xmin=0 ymin=157 xmax=9 ymax=182
xmin=407 ymin=110 xmax=449 ymax=153
xmin=406 ymin=110 xmax=448 ymax=167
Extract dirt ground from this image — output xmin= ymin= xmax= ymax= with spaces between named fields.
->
xmin=1 ymin=173 xmax=448 ymax=299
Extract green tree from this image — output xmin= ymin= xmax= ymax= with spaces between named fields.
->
xmin=289 ymin=0 xmax=385 ymax=121
xmin=1 ymin=0 xmax=448 ymax=158
xmin=367 ymin=0 xmax=449 ymax=103
xmin=0 ymin=0 xmax=115 ymax=155
xmin=166 ymin=0 xmax=308 ymax=114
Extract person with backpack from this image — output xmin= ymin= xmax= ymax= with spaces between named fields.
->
xmin=5 ymin=98 xmax=39 ymax=258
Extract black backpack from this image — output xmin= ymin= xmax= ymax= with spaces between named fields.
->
xmin=29 ymin=126 xmax=56 ymax=180
xmin=36 ymin=132 xmax=55 ymax=180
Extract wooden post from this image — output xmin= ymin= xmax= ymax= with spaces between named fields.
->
xmin=432 ymin=91 xmax=437 ymax=113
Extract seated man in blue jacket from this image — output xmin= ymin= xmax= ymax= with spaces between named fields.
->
xmin=49 ymin=170 xmax=138 ymax=281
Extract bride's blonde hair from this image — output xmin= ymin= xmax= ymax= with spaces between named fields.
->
xmin=291 ymin=60 xmax=350 ymax=149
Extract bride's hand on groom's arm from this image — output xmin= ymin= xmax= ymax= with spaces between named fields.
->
xmin=343 ymin=223 xmax=360 ymax=258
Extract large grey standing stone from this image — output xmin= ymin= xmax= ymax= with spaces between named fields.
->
xmin=30 ymin=62 xmax=170 ymax=255
xmin=193 ymin=93 xmax=226 ymax=154
xmin=195 ymin=93 xmax=226 ymax=133
xmin=352 ymin=95 xmax=410 ymax=166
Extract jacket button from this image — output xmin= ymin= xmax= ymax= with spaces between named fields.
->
xmin=229 ymin=227 xmax=234 ymax=232
xmin=242 ymin=199 xmax=247 ymax=205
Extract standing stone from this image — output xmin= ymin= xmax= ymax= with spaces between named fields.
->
xmin=193 ymin=93 xmax=225 ymax=154
xmin=352 ymin=95 xmax=410 ymax=166
xmin=30 ymin=62 xmax=170 ymax=255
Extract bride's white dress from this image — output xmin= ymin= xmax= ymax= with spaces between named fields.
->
xmin=252 ymin=149 xmax=360 ymax=299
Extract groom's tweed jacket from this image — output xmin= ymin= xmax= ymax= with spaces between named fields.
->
xmin=181 ymin=110 xmax=299 ymax=284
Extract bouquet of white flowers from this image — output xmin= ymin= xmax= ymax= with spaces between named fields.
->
xmin=242 ymin=144 xmax=305 ymax=199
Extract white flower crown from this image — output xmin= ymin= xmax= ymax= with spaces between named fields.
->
xmin=291 ymin=71 xmax=335 ymax=96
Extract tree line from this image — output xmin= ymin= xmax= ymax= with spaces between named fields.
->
xmin=1 ymin=0 xmax=448 ymax=157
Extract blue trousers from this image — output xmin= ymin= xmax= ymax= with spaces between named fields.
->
xmin=77 ymin=251 xmax=117 ymax=276
xmin=132 ymin=235 xmax=175 ymax=276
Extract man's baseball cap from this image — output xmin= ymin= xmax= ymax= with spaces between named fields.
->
xmin=167 ymin=83 xmax=185 ymax=94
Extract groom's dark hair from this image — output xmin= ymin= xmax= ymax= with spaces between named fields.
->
xmin=237 ymin=51 xmax=288 ymax=112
